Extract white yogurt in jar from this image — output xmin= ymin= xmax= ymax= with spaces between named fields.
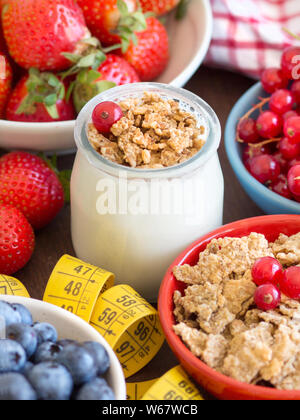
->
xmin=71 ymin=83 xmax=224 ymax=302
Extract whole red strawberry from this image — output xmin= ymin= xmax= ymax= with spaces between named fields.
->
xmin=0 ymin=204 xmax=35 ymax=275
xmin=6 ymin=70 xmax=75 ymax=122
xmin=2 ymin=0 xmax=90 ymax=71
xmin=0 ymin=53 xmax=12 ymax=118
xmin=72 ymin=53 xmax=140 ymax=112
xmin=0 ymin=152 xmax=65 ymax=229
xmin=76 ymin=0 xmax=146 ymax=48
xmin=139 ymin=0 xmax=179 ymax=15
xmin=122 ymin=17 xmax=169 ymax=81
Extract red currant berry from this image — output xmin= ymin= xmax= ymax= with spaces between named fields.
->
xmin=272 ymin=151 xmax=289 ymax=174
xmin=251 ymin=257 xmax=283 ymax=287
xmin=249 ymin=154 xmax=280 ymax=184
xmin=238 ymin=118 xmax=259 ymax=143
xmin=284 ymin=116 xmax=300 ymax=144
xmin=279 ymin=136 xmax=300 ymax=160
xmin=281 ymin=46 xmax=300 ymax=80
xmin=269 ymin=174 xmax=293 ymax=199
xmin=269 ymin=89 xmax=295 ymax=115
xmin=280 ymin=266 xmax=300 ymax=299
xmin=288 ymin=157 xmax=300 ymax=171
xmin=288 ymin=164 xmax=300 ymax=196
xmin=256 ymin=111 xmax=283 ymax=139
xmin=242 ymin=145 xmax=270 ymax=170
xmin=283 ymin=110 xmax=299 ymax=123
xmin=92 ymin=101 xmax=123 ymax=135
xmin=291 ymin=80 xmax=300 ymax=104
xmin=254 ymin=284 xmax=281 ymax=311
xmin=261 ymin=68 xmax=289 ymax=94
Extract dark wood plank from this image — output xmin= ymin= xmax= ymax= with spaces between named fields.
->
xmin=1 ymin=65 xmax=265 ymax=396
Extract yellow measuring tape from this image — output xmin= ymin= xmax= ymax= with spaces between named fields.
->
xmin=0 ymin=255 xmax=203 ymax=401
xmin=0 ymin=274 xmax=30 ymax=298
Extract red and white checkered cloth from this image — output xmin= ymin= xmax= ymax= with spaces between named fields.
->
xmin=206 ymin=0 xmax=300 ymax=79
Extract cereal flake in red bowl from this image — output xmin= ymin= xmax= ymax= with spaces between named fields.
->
xmin=158 ymin=215 xmax=300 ymax=400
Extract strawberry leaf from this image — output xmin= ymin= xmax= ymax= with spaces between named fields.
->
xmin=116 ymin=0 xmax=147 ymax=53
xmin=45 ymin=104 xmax=59 ymax=119
xmin=58 ymin=170 xmax=72 ymax=204
xmin=17 ymin=69 xmax=67 ymax=119
xmin=44 ymin=94 xmax=58 ymax=107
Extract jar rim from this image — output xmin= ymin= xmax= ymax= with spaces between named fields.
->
xmin=74 ymin=83 xmax=221 ymax=179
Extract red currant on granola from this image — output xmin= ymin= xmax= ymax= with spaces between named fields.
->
xmin=280 ymin=266 xmax=300 ymax=300
xmin=92 ymin=101 xmax=123 ymax=135
xmin=251 ymin=257 xmax=283 ymax=287
xmin=254 ymin=284 xmax=281 ymax=311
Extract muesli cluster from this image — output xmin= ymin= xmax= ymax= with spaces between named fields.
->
xmin=88 ymin=92 xmax=206 ymax=169
xmin=173 ymin=232 xmax=300 ymax=390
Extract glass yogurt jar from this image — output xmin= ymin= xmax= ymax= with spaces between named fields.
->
xmin=72 ymin=83 xmax=224 ymax=302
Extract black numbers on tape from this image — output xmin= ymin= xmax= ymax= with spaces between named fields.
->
xmin=98 ymin=308 xmax=117 ymax=325
xmin=73 ymin=265 xmax=93 ymax=276
xmin=116 ymin=341 xmax=135 ymax=357
xmin=164 ymin=390 xmax=183 ymax=400
xmin=134 ymin=321 xmax=150 ymax=341
xmin=178 ymin=380 xmax=194 ymax=395
xmin=116 ymin=295 xmax=137 ymax=307
xmin=61 ymin=305 xmax=74 ymax=313
xmin=0 ymin=286 xmax=7 ymax=294
xmin=64 ymin=281 xmax=83 ymax=297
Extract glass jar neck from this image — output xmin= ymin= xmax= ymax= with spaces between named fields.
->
xmin=74 ymin=83 xmax=221 ymax=180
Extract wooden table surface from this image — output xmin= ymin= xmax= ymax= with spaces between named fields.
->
xmin=2 ymin=66 xmax=265 ymax=398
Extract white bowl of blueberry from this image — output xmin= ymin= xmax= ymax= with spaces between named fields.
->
xmin=0 ymin=296 xmax=126 ymax=401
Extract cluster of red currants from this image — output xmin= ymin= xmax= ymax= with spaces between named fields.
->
xmin=252 ymin=256 xmax=300 ymax=311
xmin=237 ymin=46 xmax=300 ymax=201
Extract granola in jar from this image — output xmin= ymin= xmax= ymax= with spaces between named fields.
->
xmin=173 ymin=231 xmax=300 ymax=390
xmin=88 ymin=92 xmax=206 ymax=169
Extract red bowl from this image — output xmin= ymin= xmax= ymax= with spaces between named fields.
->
xmin=158 ymin=215 xmax=300 ymax=400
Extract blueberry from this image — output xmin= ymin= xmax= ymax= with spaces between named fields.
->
xmin=57 ymin=339 xmax=76 ymax=348
xmin=0 ymin=301 xmax=22 ymax=326
xmin=6 ymin=323 xmax=38 ymax=358
xmin=11 ymin=304 xmax=33 ymax=326
xmin=56 ymin=343 xmax=97 ymax=385
xmin=0 ymin=339 xmax=26 ymax=373
xmin=33 ymin=323 xmax=57 ymax=344
xmin=76 ymin=378 xmax=115 ymax=401
xmin=22 ymin=361 xmax=34 ymax=378
xmin=82 ymin=341 xmax=110 ymax=376
xmin=0 ymin=373 xmax=37 ymax=400
xmin=27 ymin=362 xmax=73 ymax=400
xmin=34 ymin=341 xmax=63 ymax=364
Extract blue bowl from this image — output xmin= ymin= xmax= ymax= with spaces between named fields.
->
xmin=225 ymin=81 xmax=300 ymax=215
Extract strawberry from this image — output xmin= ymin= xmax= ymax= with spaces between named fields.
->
xmin=139 ymin=0 xmax=180 ymax=15
xmin=0 ymin=53 xmax=12 ymax=118
xmin=0 ymin=152 xmax=65 ymax=230
xmin=0 ymin=204 xmax=35 ymax=275
xmin=122 ymin=17 xmax=169 ymax=81
xmin=72 ymin=53 xmax=140 ymax=112
xmin=6 ymin=69 xmax=75 ymax=122
xmin=2 ymin=0 xmax=90 ymax=71
xmin=76 ymin=0 xmax=147 ymax=49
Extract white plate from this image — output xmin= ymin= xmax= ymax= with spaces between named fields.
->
xmin=2 ymin=295 xmax=127 ymax=400
xmin=0 ymin=0 xmax=212 ymax=153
